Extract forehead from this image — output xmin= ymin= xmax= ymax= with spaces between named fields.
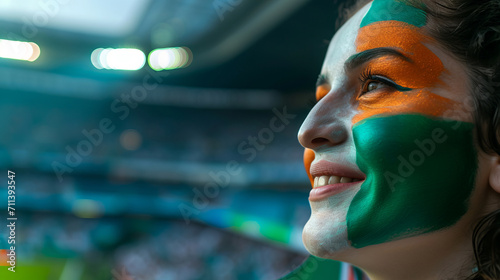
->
xmin=319 ymin=0 xmax=470 ymax=104
xmin=320 ymin=2 xmax=372 ymax=86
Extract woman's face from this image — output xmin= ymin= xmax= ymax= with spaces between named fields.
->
xmin=298 ymin=0 xmax=488 ymax=258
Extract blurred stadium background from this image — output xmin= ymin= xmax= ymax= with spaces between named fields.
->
xmin=0 ymin=0 xmax=349 ymax=279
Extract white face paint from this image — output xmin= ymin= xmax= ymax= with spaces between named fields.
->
xmin=300 ymin=2 xmax=372 ymax=258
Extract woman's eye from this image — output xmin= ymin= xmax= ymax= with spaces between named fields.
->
xmin=364 ymin=80 xmax=389 ymax=94
xmin=366 ymin=81 xmax=382 ymax=92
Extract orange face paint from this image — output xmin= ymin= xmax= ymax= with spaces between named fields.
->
xmin=303 ymin=148 xmax=315 ymax=186
xmin=304 ymin=85 xmax=331 ymax=185
xmin=356 ymin=21 xmax=443 ymax=89
xmin=352 ymin=20 xmax=458 ymax=125
xmin=353 ymin=89 xmax=460 ymax=124
xmin=316 ymin=85 xmax=330 ymax=102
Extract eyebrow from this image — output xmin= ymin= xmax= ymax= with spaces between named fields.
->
xmin=316 ymin=47 xmax=412 ymax=87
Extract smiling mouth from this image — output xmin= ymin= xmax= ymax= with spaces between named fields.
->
xmin=313 ymin=176 xmax=363 ymax=188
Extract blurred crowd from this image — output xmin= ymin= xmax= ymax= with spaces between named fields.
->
xmin=3 ymin=95 xmax=305 ymax=165
xmin=1 ymin=88 xmax=312 ymax=280
xmin=7 ymin=213 xmax=306 ymax=280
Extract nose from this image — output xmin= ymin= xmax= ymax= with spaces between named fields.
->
xmin=298 ymin=98 xmax=348 ymax=150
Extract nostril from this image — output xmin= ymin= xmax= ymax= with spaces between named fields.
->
xmin=311 ymin=137 xmax=329 ymax=145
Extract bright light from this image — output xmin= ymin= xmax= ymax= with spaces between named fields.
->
xmin=91 ymin=48 xmax=145 ymax=70
xmin=0 ymin=39 xmax=40 ymax=62
xmin=148 ymin=47 xmax=192 ymax=71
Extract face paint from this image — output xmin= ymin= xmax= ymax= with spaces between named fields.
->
xmin=349 ymin=115 xmax=477 ymax=247
xmin=303 ymin=85 xmax=332 ymax=186
xmin=343 ymin=0 xmax=479 ymax=248
xmin=316 ymin=85 xmax=330 ymax=101
xmin=351 ymin=19 xmax=452 ymax=124
xmin=356 ymin=21 xmax=444 ymax=89
xmin=360 ymin=0 xmax=426 ymax=28
xmin=302 ymin=0 xmax=479 ymax=252
xmin=304 ymin=148 xmax=315 ymax=186
xmin=352 ymin=89 xmax=459 ymax=124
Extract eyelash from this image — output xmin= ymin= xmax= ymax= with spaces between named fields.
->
xmin=358 ymin=68 xmax=399 ymax=95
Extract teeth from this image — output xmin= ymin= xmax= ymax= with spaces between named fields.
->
xmin=328 ymin=176 xmax=340 ymax=185
xmin=313 ymin=176 xmax=362 ymax=188
xmin=319 ymin=176 xmax=328 ymax=186
xmin=340 ymin=177 xmax=353 ymax=183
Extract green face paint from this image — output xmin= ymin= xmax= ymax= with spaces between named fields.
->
xmin=347 ymin=114 xmax=477 ymax=248
xmin=301 ymin=0 xmax=478 ymax=255
xmin=360 ymin=0 xmax=427 ymax=28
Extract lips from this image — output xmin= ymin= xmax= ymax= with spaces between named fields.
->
xmin=308 ymin=160 xmax=365 ymax=201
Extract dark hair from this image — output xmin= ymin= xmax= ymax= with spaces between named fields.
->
xmin=337 ymin=0 xmax=500 ymax=278
xmin=472 ymin=209 xmax=500 ymax=280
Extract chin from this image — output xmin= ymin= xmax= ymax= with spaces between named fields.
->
xmin=302 ymin=211 xmax=351 ymax=259
xmin=302 ymin=185 xmax=361 ymax=259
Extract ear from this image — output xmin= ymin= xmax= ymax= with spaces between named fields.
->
xmin=489 ymin=154 xmax=500 ymax=194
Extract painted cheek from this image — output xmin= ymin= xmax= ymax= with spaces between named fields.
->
xmin=347 ymin=115 xmax=477 ymax=248
xmin=345 ymin=17 xmax=478 ymax=248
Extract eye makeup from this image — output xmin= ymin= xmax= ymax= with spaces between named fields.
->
xmin=358 ymin=68 xmax=412 ymax=94
xmin=356 ymin=21 xmax=444 ymax=89
xmin=351 ymin=20 xmax=458 ymax=125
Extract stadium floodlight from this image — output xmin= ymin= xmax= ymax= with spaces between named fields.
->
xmin=148 ymin=47 xmax=192 ymax=71
xmin=0 ymin=39 xmax=40 ymax=62
xmin=91 ymin=48 xmax=145 ymax=71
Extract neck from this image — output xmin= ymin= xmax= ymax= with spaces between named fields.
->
xmin=333 ymin=226 xmax=475 ymax=280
